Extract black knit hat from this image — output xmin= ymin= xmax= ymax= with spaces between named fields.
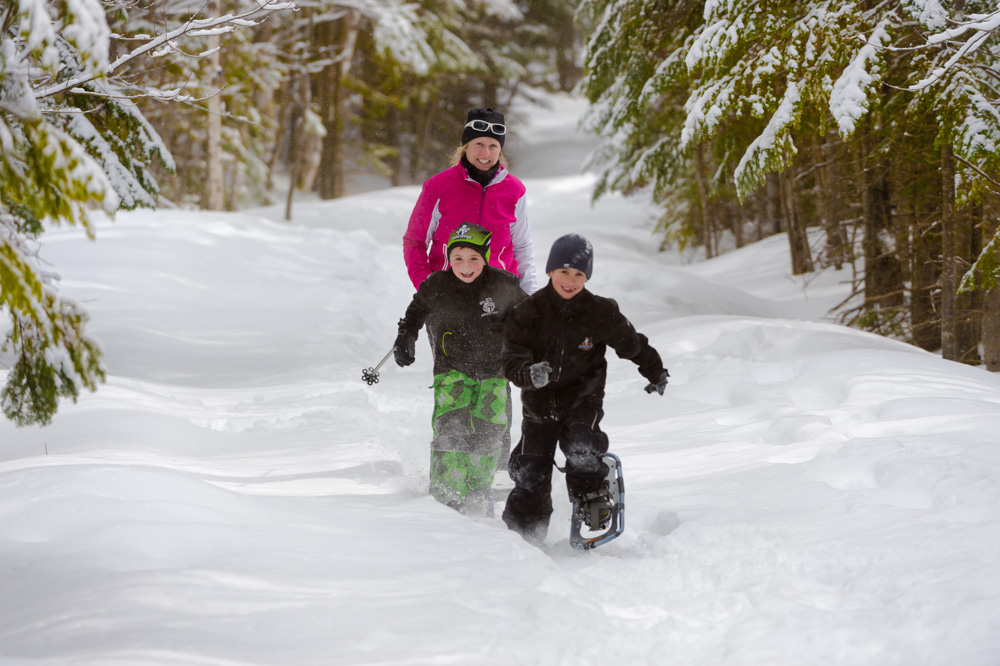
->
xmin=545 ymin=234 xmax=593 ymax=279
xmin=461 ymin=108 xmax=506 ymax=148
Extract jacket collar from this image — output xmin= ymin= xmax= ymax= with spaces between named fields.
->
xmin=541 ymin=279 xmax=589 ymax=308
xmin=456 ymin=161 xmax=508 ymax=188
xmin=444 ymin=265 xmax=492 ymax=290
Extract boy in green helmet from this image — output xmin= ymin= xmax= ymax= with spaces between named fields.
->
xmin=394 ymin=223 xmax=527 ymax=515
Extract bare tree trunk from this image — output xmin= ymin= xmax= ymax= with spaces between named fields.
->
xmin=317 ymin=10 xmax=359 ymax=200
xmin=984 ymin=287 xmax=1000 ymax=371
xmin=816 ymin=137 xmax=845 ymax=269
xmin=766 ymin=173 xmax=782 ymax=237
xmin=284 ymin=66 xmax=309 ymax=221
xmin=861 ymin=120 xmax=904 ymax=309
xmin=983 ymin=200 xmax=1000 ymax=370
xmin=956 ymin=205 xmax=982 ymax=364
xmin=779 ymin=164 xmax=815 ymax=275
xmin=479 ymin=57 xmax=501 ymax=108
xmin=734 ymin=202 xmax=746 ymax=248
xmin=388 ymin=104 xmax=402 ymax=187
xmin=554 ymin=11 xmax=580 ymax=92
xmin=203 ymin=0 xmax=224 ymax=210
xmin=409 ymin=96 xmax=434 ymax=184
xmin=940 ymin=143 xmax=958 ymax=360
xmin=694 ymin=143 xmax=714 ymax=259
xmin=267 ymin=76 xmax=291 ymax=192
xmin=908 ymin=202 xmax=941 ymax=351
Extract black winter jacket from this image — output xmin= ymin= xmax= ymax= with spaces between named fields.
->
xmin=399 ymin=266 xmax=527 ymax=379
xmin=503 ymin=281 xmax=666 ymax=422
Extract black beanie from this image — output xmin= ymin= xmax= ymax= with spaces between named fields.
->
xmin=545 ymin=234 xmax=593 ymax=279
xmin=461 ymin=108 xmax=506 ymax=148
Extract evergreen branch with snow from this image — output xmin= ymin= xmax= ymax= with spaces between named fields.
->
xmin=0 ymin=0 xmax=294 ymax=427
xmin=33 ymin=1 xmax=295 ymax=100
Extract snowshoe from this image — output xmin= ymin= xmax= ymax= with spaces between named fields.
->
xmin=569 ymin=452 xmax=624 ymax=551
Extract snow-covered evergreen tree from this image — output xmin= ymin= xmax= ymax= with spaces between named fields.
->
xmin=0 ymin=0 xmax=294 ymax=426
xmin=579 ymin=0 xmax=1000 ymax=362
xmin=904 ymin=0 xmax=1000 ymax=291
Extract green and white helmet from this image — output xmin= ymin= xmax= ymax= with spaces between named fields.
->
xmin=447 ymin=223 xmax=491 ymax=263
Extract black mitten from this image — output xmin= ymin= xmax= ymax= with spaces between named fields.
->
xmin=394 ymin=320 xmax=416 ymax=367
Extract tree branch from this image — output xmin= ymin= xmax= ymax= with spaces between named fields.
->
xmin=955 ymin=154 xmax=1000 ymax=191
xmin=35 ymin=1 xmax=296 ymax=100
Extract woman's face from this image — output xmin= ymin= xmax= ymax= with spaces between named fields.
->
xmin=465 ymin=137 xmax=502 ymax=170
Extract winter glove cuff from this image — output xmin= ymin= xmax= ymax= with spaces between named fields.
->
xmin=644 ymin=369 xmax=669 ymax=396
xmin=396 ymin=318 xmax=416 ymax=338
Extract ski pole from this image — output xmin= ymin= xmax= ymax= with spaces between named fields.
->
xmin=362 ymin=349 xmax=394 ymax=385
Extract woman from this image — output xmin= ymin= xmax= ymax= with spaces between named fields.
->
xmin=402 ymin=108 xmax=538 ymax=294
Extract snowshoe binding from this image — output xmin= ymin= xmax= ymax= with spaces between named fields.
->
xmin=569 ymin=452 xmax=624 ymax=551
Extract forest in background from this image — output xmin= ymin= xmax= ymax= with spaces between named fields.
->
xmin=0 ymin=0 xmax=582 ymax=425
xmin=130 ymin=1 xmax=1000 ymax=370
xmin=578 ymin=0 xmax=1000 ymax=370
xmin=2 ymin=0 xmax=999 ymax=427
xmin=121 ymin=0 xmax=583 ymax=211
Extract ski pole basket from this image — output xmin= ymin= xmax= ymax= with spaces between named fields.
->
xmin=362 ymin=349 xmax=393 ymax=385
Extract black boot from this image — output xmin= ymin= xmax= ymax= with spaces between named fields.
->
xmin=503 ymin=453 xmax=554 ymax=543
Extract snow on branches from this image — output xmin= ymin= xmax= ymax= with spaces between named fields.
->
xmin=830 ymin=18 xmax=892 ymax=137
xmin=0 ymin=0 xmax=296 ymax=426
xmin=910 ymin=4 xmax=1000 ymax=90
xmin=582 ymin=0 xmax=1000 ymax=199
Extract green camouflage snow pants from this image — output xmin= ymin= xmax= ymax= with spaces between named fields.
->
xmin=429 ymin=369 xmax=509 ymax=512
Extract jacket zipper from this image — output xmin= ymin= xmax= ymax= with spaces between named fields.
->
xmin=477 ymin=184 xmax=486 ymax=226
xmin=555 ymin=296 xmax=568 ymax=383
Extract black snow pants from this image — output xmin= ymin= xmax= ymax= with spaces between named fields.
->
xmin=502 ymin=404 xmax=609 ymax=543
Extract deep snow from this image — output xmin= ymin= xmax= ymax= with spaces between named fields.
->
xmin=1 ymin=92 xmax=999 ymax=666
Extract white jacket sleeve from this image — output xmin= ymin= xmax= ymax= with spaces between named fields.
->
xmin=511 ymin=194 xmax=539 ymax=293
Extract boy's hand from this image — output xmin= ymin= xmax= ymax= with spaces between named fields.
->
xmin=644 ymin=370 xmax=669 ymax=395
xmin=393 ymin=331 xmax=416 ymax=367
xmin=529 ymin=361 xmax=552 ymax=388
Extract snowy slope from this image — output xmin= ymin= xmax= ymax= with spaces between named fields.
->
xmin=1 ymin=92 xmax=999 ymax=666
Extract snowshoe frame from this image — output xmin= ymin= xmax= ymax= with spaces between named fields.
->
xmin=569 ymin=452 xmax=624 ymax=551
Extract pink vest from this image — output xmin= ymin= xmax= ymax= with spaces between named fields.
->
xmin=403 ymin=164 xmax=531 ymax=290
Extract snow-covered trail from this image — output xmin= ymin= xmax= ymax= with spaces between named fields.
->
xmin=2 ymin=93 xmax=1000 ymax=665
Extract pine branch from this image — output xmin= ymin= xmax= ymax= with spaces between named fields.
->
xmin=35 ymin=1 xmax=296 ymax=100
xmin=955 ymin=154 xmax=1000 ymax=191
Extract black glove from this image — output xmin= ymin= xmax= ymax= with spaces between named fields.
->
xmin=393 ymin=325 xmax=416 ymax=367
xmin=529 ymin=361 xmax=552 ymax=388
xmin=644 ymin=370 xmax=669 ymax=395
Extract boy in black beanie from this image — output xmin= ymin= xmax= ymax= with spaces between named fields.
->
xmin=501 ymin=233 xmax=669 ymax=544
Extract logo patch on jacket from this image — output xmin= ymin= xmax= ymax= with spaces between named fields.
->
xmin=480 ymin=297 xmax=496 ymax=316
xmin=578 ymin=337 xmax=593 ymax=350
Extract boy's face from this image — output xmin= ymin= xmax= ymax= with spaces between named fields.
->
xmin=549 ymin=267 xmax=588 ymax=300
xmin=450 ymin=246 xmax=486 ymax=283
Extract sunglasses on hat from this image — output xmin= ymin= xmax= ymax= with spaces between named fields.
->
xmin=464 ymin=119 xmax=506 ymax=136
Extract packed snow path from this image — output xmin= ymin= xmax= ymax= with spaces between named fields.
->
xmin=2 ymin=94 xmax=999 ymax=665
